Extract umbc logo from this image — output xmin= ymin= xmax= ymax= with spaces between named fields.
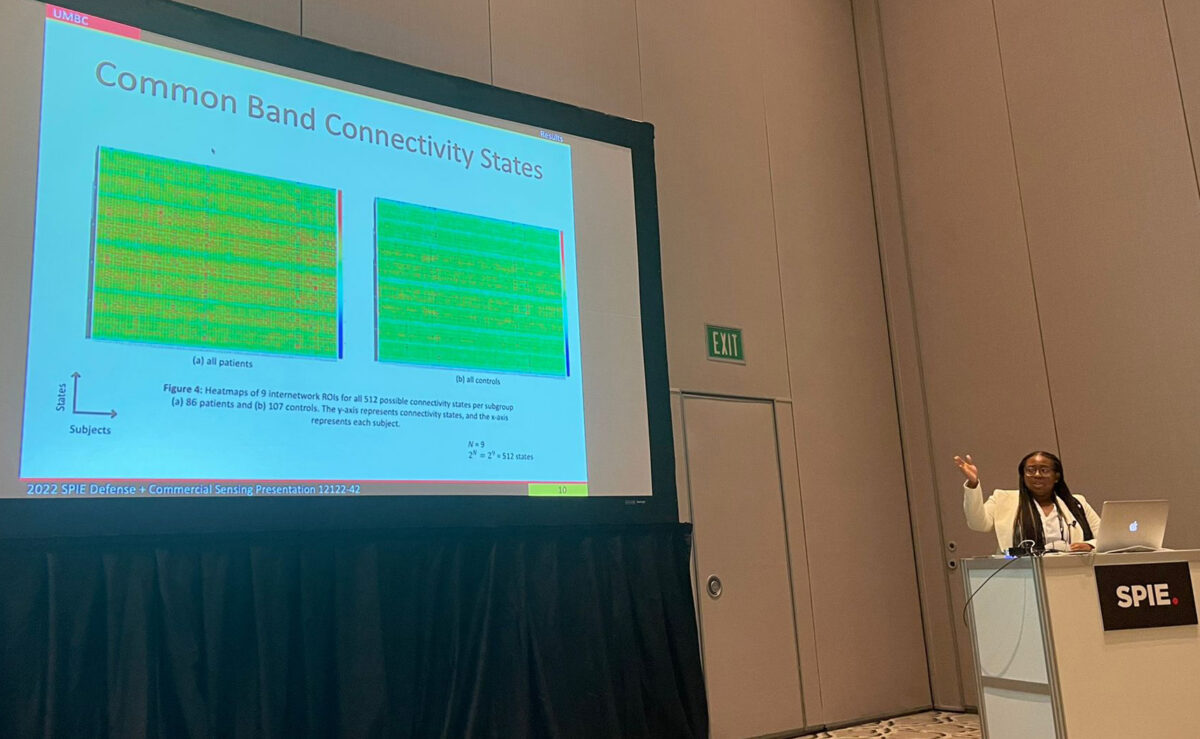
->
xmin=1115 ymin=583 xmax=1180 ymax=608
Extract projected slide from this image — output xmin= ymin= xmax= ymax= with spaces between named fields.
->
xmin=375 ymin=200 xmax=568 ymax=376
xmin=90 ymin=148 xmax=341 ymax=358
xmin=18 ymin=10 xmax=589 ymax=496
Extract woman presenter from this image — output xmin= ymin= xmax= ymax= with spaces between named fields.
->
xmin=954 ymin=451 xmax=1101 ymax=553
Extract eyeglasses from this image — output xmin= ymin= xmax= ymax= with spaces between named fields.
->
xmin=1023 ymin=466 xmax=1056 ymax=477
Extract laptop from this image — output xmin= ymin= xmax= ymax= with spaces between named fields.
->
xmin=1095 ymin=500 xmax=1169 ymax=553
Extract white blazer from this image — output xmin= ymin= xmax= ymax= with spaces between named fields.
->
xmin=963 ymin=481 xmax=1102 ymax=553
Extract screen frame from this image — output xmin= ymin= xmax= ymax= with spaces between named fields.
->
xmin=0 ymin=0 xmax=676 ymax=537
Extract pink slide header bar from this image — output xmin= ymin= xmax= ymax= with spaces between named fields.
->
xmin=46 ymin=4 xmax=141 ymax=40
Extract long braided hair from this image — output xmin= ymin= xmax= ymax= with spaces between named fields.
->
xmin=1012 ymin=450 xmax=1093 ymax=549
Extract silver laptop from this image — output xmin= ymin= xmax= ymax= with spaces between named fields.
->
xmin=1095 ymin=500 xmax=1169 ymax=553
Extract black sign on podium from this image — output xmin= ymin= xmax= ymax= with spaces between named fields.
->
xmin=1094 ymin=562 xmax=1198 ymax=631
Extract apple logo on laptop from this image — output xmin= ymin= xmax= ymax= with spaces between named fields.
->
xmin=1130 ymin=520 xmax=1139 ymax=533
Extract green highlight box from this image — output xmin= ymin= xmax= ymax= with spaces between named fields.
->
xmin=88 ymin=147 xmax=340 ymax=358
xmin=374 ymin=199 xmax=567 ymax=376
xmin=528 ymin=483 xmax=589 ymax=497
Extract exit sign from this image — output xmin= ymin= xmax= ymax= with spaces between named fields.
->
xmin=706 ymin=325 xmax=744 ymax=363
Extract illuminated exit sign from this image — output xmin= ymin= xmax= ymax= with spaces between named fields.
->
xmin=706 ymin=325 xmax=744 ymax=363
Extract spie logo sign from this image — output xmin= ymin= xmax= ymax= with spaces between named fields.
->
xmin=1096 ymin=562 xmax=1197 ymax=630
xmin=1115 ymin=583 xmax=1179 ymax=608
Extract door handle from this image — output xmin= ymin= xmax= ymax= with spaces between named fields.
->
xmin=706 ymin=575 xmax=723 ymax=599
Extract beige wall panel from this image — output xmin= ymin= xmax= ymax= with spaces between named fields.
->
xmin=490 ymin=0 xmax=641 ymax=120
xmin=178 ymin=0 xmax=300 ymax=33
xmin=636 ymin=1 xmax=789 ymax=398
xmin=878 ymin=0 xmax=1056 ymax=550
xmin=994 ymin=0 xmax=1200 ymax=544
xmin=302 ymin=0 xmax=491 ymax=82
xmin=852 ymin=0 xmax=964 ymax=710
xmin=763 ymin=0 xmax=928 ymax=722
xmin=773 ymin=400 xmax=823 ymax=726
xmin=876 ymin=0 xmax=1058 ymax=700
xmin=1166 ymin=0 xmax=1200 ymax=187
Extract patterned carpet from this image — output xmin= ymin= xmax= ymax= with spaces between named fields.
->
xmin=796 ymin=710 xmax=980 ymax=738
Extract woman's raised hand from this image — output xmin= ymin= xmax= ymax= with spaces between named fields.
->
xmin=954 ymin=454 xmax=979 ymax=488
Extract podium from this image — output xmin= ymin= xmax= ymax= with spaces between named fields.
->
xmin=963 ymin=550 xmax=1200 ymax=738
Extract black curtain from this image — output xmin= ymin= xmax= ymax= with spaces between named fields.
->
xmin=0 ymin=523 xmax=706 ymax=738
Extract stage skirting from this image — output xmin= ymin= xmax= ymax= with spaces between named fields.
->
xmin=0 ymin=523 xmax=707 ymax=738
